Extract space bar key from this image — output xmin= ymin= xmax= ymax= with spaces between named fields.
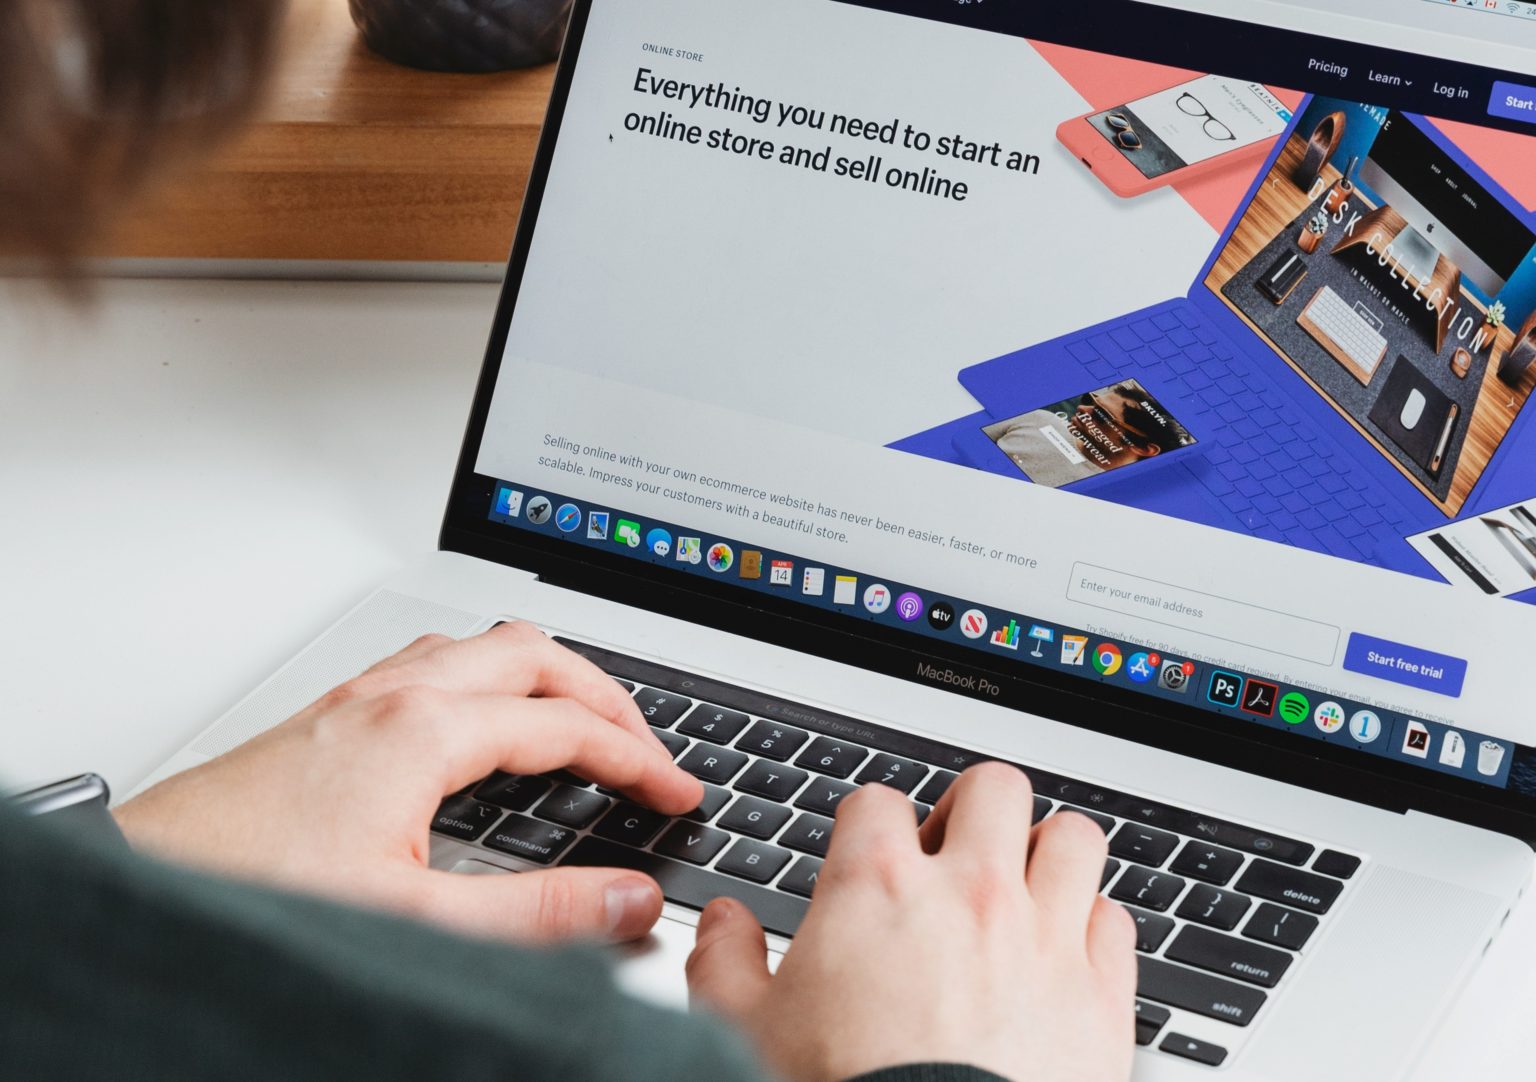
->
xmin=562 ymin=836 xmax=809 ymax=938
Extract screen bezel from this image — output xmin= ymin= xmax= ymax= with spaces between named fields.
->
xmin=439 ymin=0 xmax=1536 ymax=845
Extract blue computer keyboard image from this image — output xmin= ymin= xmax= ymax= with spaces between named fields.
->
xmin=897 ymin=298 xmax=1419 ymax=572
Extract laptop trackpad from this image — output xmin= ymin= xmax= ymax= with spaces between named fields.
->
xmin=1242 ymin=864 xmax=1498 ymax=1080
xmin=613 ymin=907 xmax=784 ymax=1010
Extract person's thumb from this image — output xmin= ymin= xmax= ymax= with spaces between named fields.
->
xmin=685 ymin=898 xmax=772 ymax=1019
xmin=410 ymin=865 xmax=664 ymax=943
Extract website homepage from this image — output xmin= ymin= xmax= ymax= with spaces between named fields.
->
xmin=474 ymin=0 xmax=1536 ymax=802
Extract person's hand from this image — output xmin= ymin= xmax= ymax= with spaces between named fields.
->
xmin=686 ymin=764 xmax=1138 ymax=1082
xmin=113 ymin=622 xmax=703 ymax=944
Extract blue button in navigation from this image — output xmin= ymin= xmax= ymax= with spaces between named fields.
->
xmin=1342 ymin=634 xmax=1467 ymax=698
xmin=1489 ymin=81 xmax=1536 ymax=124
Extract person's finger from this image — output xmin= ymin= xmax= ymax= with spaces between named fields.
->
xmin=823 ymin=781 xmax=921 ymax=867
xmin=685 ymin=898 xmax=772 ymax=1019
xmin=923 ymin=762 xmax=1032 ymax=870
xmin=1086 ymin=896 xmax=1139 ymax=995
xmin=411 ymin=866 xmax=664 ymax=943
xmin=1025 ymin=809 xmax=1109 ymax=931
xmin=361 ymin=633 xmax=455 ymax=676
xmin=435 ymin=622 xmax=649 ymax=732
xmin=365 ymin=622 xmax=662 ymax=753
xmin=397 ymin=691 xmax=701 ymax=814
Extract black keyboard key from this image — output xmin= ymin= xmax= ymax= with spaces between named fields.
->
xmin=655 ymin=729 xmax=690 ymax=759
xmin=614 ymin=678 xmax=635 ymax=692
xmin=1101 ymin=858 xmax=1121 ymax=891
xmin=1136 ymin=1002 xmax=1167 ymax=1045
xmin=719 ymin=796 xmax=794 ymax=839
xmin=677 ymin=705 xmax=752 ymax=745
xmin=1137 ymin=956 xmax=1267 ymax=1027
xmin=682 ymin=783 xmax=732 ymax=823
xmin=1134 ymin=1001 xmax=1170 ymax=1046
xmin=779 ymin=856 xmax=823 ymax=898
xmin=1234 ymin=859 xmax=1342 ymax=915
xmin=781 ymin=813 xmax=835 ymax=857
xmin=1109 ymin=824 xmax=1179 ymax=867
xmin=855 ymin=754 xmax=928 ymax=794
xmin=717 ymin=839 xmax=792 ymax=884
xmin=1160 ymin=1033 xmax=1228 ymax=1067
xmin=1124 ymin=906 xmax=1176 ymax=952
xmin=793 ymin=777 xmax=858 ymax=817
xmin=1242 ymin=903 xmax=1318 ymax=951
xmin=1056 ymin=805 xmax=1115 ymax=833
xmin=1165 ymin=925 xmax=1293 ymax=989
xmin=653 ymin=822 xmax=730 ymax=865
xmin=483 ymin=814 xmax=576 ymax=865
xmin=678 ymin=744 xmax=750 ymax=786
xmin=563 ymin=836 xmax=808 ymax=938
xmin=794 ymin=737 xmax=869 ymax=779
xmin=547 ymin=769 xmax=588 ymax=787
xmin=736 ymin=760 xmax=810 ymax=802
xmin=737 ymin=720 xmax=810 ymax=762
xmin=1170 ymin=842 xmax=1244 ymax=886
xmin=1032 ymin=796 xmax=1052 ymax=824
xmin=593 ymin=803 xmax=669 ymax=848
xmin=1177 ymin=884 xmax=1252 ymax=932
xmin=634 ymin=687 xmax=693 ymax=728
xmin=913 ymin=802 xmax=931 ymax=826
xmin=1313 ymin=849 xmax=1362 ymax=879
xmin=473 ymin=773 xmax=550 ymax=813
xmin=532 ymin=785 xmax=610 ymax=829
xmin=914 ymin=770 xmax=958 ymax=806
xmin=1109 ymin=866 xmax=1186 ymax=912
xmin=431 ymin=796 xmax=503 ymax=841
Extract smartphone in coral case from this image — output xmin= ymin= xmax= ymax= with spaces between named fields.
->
xmin=1057 ymin=74 xmax=1293 ymax=198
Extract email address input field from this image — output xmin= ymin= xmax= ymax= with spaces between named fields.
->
xmin=1066 ymin=564 xmax=1342 ymax=666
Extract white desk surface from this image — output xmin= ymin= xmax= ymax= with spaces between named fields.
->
xmin=3 ymin=277 xmax=1533 ymax=1076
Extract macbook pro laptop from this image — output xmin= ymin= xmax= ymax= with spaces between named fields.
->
xmin=135 ymin=1 xmax=1536 ymax=1077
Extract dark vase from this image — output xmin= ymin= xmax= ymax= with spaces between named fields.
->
xmin=1499 ymin=329 xmax=1536 ymax=385
xmin=347 ymin=0 xmax=573 ymax=72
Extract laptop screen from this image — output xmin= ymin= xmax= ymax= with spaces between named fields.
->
xmin=447 ymin=0 xmax=1536 ymax=825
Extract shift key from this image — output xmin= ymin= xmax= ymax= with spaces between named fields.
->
xmin=1137 ymin=957 xmax=1267 ymax=1027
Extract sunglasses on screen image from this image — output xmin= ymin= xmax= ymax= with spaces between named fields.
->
xmin=1104 ymin=94 xmax=1236 ymax=151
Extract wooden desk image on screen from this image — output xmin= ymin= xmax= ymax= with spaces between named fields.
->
xmin=1205 ymin=131 xmax=1534 ymax=518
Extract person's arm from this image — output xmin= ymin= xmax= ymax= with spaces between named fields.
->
xmin=0 ymin=802 xmax=770 ymax=1082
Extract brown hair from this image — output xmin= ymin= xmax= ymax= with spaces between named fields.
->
xmin=0 ymin=0 xmax=288 ymax=269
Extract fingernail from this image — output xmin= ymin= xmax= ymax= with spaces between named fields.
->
xmin=604 ymin=877 xmax=660 ymax=940
xmin=697 ymin=897 xmax=729 ymax=930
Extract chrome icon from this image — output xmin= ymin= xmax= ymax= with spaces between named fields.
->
xmin=1092 ymin=643 xmax=1123 ymax=676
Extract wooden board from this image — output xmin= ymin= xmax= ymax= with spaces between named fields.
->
xmin=100 ymin=0 xmax=556 ymax=264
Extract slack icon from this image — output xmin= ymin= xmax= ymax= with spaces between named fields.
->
xmin=1207 ymin=670 xmax=1242 ymax=708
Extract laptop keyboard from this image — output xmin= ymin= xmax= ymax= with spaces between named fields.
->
xmin=1063 ymin=304 xmax=1410 ymax=564
xmin=432 ymin=638 xmax=1363 ymax=1067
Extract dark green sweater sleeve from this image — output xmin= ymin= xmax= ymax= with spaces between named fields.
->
xmin=0 ymin=805 xmax=1006 ymax=1082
